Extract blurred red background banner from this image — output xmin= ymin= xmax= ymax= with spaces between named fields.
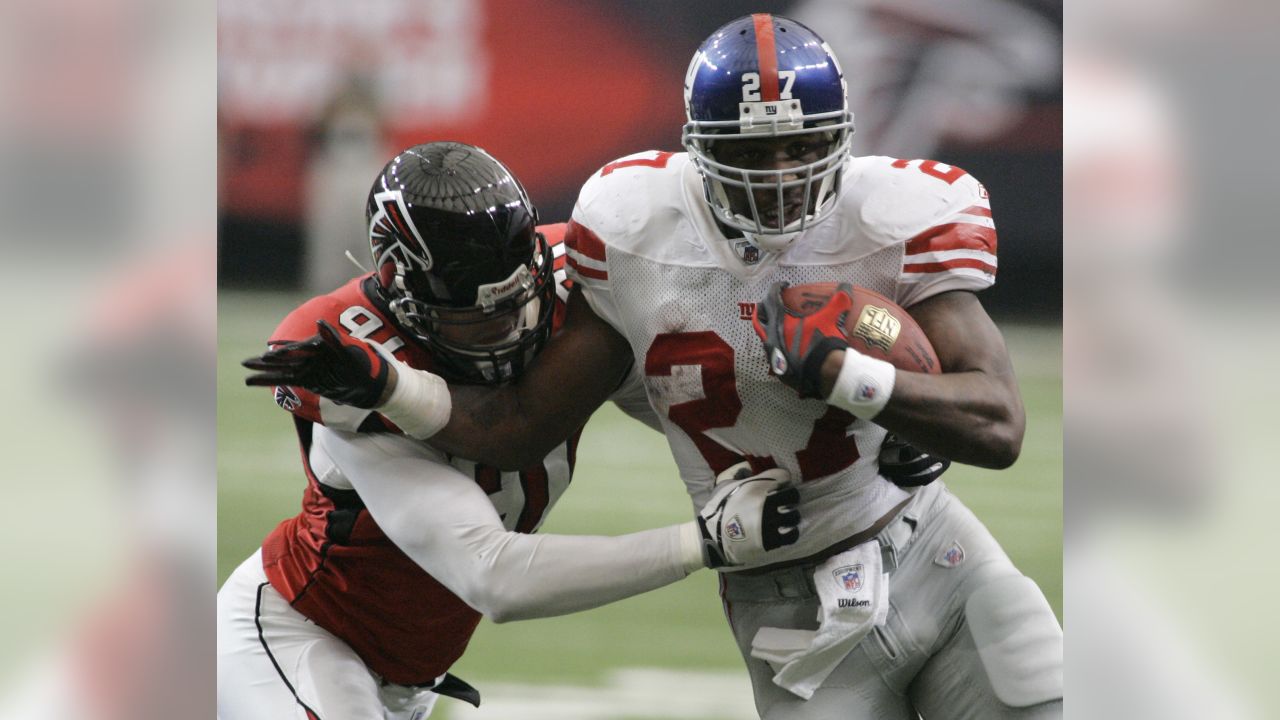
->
xmin=218 ymin=0 xmax=686 ymax=222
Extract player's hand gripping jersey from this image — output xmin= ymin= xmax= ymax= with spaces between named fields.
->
xmin=566 ymin=151 xmax=996 ymax=567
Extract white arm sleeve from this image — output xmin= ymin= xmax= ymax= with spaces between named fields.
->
xmin=313 ymin=425 xmax=701 ymax=623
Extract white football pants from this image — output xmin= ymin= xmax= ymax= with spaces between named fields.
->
xmin=720 ymin=481 xmax=1063 ymax=719
xmin=216 ymin=550 xmax=441 ymax=720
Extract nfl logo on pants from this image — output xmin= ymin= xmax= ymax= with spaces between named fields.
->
xmin=834 ymin=564 xmax=863 ymax=592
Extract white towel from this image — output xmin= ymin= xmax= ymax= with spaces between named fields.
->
xmin=749 ymin=540 xmax=889 ymax=700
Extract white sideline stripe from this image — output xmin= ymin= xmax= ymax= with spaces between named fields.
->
xmin=437 ymin=667 xmax=757 ymax=719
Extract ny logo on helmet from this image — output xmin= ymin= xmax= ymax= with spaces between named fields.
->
xmin=369 ymin=189 xmax=433 ymax=272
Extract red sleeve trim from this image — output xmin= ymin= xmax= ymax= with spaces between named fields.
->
xmin=566 ymin=256 xmax=609 ymax=281
xmin=904 ymin=223 xmax=997 ymax=256
xmin=565 ymin=220 xmax=608 ymax=262
xmin=960 ymin=205 xmax=993 ymax=218
xmin=902 ymin=258 xmax=998 ymax=275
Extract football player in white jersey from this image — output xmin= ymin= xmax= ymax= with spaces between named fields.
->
xmin=227 ymin=142 xmax=804 ymax=719
xmin=251 ymin=16 xmax=1062 ymax=719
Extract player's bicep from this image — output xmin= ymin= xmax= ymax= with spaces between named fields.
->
xmin=523 ymin=288 xmax=631 ymax=418
xmin=907 ymin=291 xmax=1014 ymax=380
xmin=551 ymin=286 xmax=633 ymax=383
xmin=530 ymin=287 xmax=632 ymax=412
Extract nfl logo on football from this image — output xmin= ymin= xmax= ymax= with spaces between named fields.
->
xmin=834 ymin=564 xmax=863 ymax=592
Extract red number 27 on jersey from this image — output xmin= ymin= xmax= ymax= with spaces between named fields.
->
xmin=645 ymin=331 xmax=859 ymax=482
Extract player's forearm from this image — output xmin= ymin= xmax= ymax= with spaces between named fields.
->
xmin=332 ymin=428 xmax=705 ymax=621
xmin=451 ymin=523 xmax=702 ymax=623
xmin=878 ymin=368 xmax=1025 ymax=468
xmin=820 ymin=349 xmax=1024 ymax=468
xmin=426 ymin=383 xmax=572 ymax=470
xmin=375 ymin=362 xmax=570 ymax=469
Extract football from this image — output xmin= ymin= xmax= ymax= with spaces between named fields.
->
xmin=779 ymin=283 xmax=940 ymax=374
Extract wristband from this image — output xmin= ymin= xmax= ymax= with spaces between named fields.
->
xmin=378 ymin=355 xmax=453 ymax=439
xmin=827 ymin=350 xmax=896 ymax=419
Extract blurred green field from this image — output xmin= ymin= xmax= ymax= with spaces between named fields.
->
xmin=218 ymin=290 xmax=1062 ymax=719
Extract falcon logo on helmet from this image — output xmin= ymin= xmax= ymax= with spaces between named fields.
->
xmin=682 ymin=13 xmax=856 ymax=251
xmin=369 ymin=189 xmax=433 ymax=274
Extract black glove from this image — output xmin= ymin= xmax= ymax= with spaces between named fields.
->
xmin=878 ymin=434 xmax=951 ymax=487
xmin=243 ymin=320 xmax=389 ymax=409
xmin=751 ymin=282 xmax=853 ymax=398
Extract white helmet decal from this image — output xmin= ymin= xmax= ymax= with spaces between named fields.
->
xmin=369 ymin=189 xmax=433 ymax=272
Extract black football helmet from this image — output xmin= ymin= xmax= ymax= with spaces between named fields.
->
xmin=366 ymin=142 xmax=555 ymax=385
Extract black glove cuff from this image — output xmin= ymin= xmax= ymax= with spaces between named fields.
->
xmin=799 ymin=336 xmax=849 ymax=399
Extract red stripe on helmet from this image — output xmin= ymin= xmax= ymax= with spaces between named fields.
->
xmin=752 ymin=14 xmax=780 ymax=102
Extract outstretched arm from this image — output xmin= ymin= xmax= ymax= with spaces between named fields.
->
xmin=318 ymin=425 xmax=696 ymax=622
xmin=244 ymin=289 xmax=637 ymax=470
xmin=316 ymin=426 xmax=798 ymax=621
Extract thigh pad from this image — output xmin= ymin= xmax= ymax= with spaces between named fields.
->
xmin=965 ymin=575 xmax=1063 ymax=707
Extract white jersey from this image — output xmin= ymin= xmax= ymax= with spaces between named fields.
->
xmin=565 ymin=150 xmax=997 ymax=566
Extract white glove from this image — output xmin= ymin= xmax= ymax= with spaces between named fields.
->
xmin=697 ymin=462 xmax=800 ymax=568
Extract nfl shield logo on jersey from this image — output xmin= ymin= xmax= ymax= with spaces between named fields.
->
xmin=834 ymin=564 xmax=863 ymax=592
xmin=733 ymin=239 xmax=762 ymax=264
xmin=726 ymin=515 xmax=746 ymax=542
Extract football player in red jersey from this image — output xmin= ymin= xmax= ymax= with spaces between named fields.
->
xmin=220 ymin=142 xmax=804 ymax=719
xmin=244 ymin=14 xmax=1061 ymax=716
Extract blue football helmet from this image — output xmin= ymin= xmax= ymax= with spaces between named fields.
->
xmin=682 ymin=14 xmax=855 ymax=250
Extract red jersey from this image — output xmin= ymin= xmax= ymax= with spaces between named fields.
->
xmin=260 ymin=224 xmax=580 ymax=685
